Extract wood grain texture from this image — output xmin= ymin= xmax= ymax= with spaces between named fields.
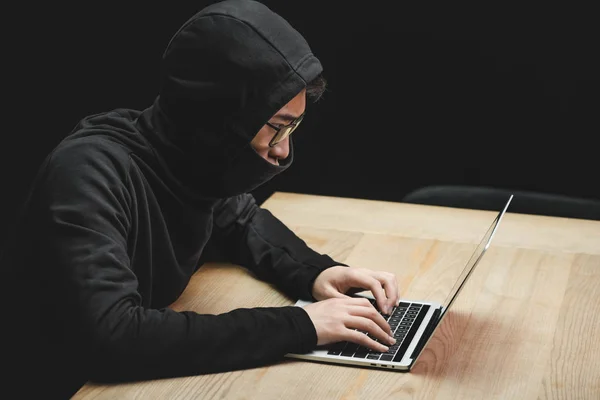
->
xmin=538 ymin=254 xmax=600 ymax=400
xmin=262 ymin=192 xmax=600 ymax=255
xmin=74 ymin=193 xmax=600 ymax=400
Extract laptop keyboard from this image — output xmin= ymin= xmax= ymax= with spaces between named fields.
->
xmin=326 ymin=298 xmax=430 ymax=362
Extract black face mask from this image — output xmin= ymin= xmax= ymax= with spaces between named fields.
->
xmin=210 ymin=139 xmax=294 ymax=198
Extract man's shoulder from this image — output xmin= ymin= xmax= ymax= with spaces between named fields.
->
xmin=47 ymin=135 xmax=132 ymax=176
xmin=37 ymin=135 xmax=135 ymax=192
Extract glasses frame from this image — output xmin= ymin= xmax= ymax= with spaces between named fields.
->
xmin=265 ymin=113 xmax=305 ymax=147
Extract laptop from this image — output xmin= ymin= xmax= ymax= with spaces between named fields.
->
xmin=286 ymin=195 xmax=513 ymax=371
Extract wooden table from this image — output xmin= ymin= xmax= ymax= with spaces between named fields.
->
xmin=74 ymin=192 xmax=600 ymax=399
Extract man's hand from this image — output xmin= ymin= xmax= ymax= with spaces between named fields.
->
xmin=303 ymin=266 xmax=400 ymax=352
xmin=312 ymin=266 xmax=400 ymax=314
xmin=303 ymin=297 xmax=396 ymax=352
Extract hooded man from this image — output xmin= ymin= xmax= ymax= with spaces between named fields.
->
xmin=2 ymin=1 xmax=399 ymax=397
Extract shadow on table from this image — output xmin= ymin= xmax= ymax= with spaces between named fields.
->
xmin=410 ymin=309 xmax=506 ymax=378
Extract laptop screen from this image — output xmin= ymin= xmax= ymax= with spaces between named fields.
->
xmin=439 ymin=195 xmax=513 ymax=319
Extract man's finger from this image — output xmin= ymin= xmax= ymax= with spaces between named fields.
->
xmin=347 ymin=270 xmax=390 ymax=314
xmin=344 ymin=329 xmax=390 ymax=353
xmin=366 ymin=277 xmax=391 ymax=314
xmin=350 ymin=305 xmax=393 ymax=336
xmin=374 ymin=272 xmax=400 ymax=311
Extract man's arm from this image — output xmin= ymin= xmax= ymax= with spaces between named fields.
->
xmin=33 ymin=141 xmax=317 ymax=383
xmin=209 ymin=193 xmax=347 ymax=300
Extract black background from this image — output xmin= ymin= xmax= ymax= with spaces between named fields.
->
xmin=2 ymin=1 xmax=598 ymax=240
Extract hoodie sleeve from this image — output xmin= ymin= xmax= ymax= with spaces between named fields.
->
xmin=34 ymin=140 xmax=318 ymax=383
xmin=210 ymin=193 xmax=347 ymax=301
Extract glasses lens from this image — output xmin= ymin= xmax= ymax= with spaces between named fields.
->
xmin=270 ymin=126 xmax=292 ymax=147
xmin=269 ymin=114 xmax=304 ymax=147
xmin=293 ymin=114 xmax=304 ymax=130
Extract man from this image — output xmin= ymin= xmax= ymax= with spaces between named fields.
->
xmin=2 ymin=1 xmax=399 ymax=397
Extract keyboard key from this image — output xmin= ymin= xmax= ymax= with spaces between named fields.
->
xmin=340 ymin=342 xmax=359 ymax=357
xmin=380 ymin=355 xmax=394 ymax=361
xmin=367 ymin=354 xmax=381 ymax=360
xmin=326 ymin=341 xmax=347 ymax=355
xmin=353 ymin=346 xmax=369 ymax=358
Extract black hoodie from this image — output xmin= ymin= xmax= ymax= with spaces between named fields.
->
xmin=2 ymin=1 xmax=343 ymax=397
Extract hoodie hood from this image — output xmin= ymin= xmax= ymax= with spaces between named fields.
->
xmin=135 ymin=0 xmax=323 ymax=198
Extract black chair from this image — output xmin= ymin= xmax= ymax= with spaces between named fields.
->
xmin=402 ymin=185 xmax=600 ymax=221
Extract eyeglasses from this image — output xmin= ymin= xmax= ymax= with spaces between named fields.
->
xmin=265 ymin=113 xmax=305 ymax=147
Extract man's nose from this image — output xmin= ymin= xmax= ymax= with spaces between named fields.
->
xmin=270 ymin=136 xmax=290 ymax=160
